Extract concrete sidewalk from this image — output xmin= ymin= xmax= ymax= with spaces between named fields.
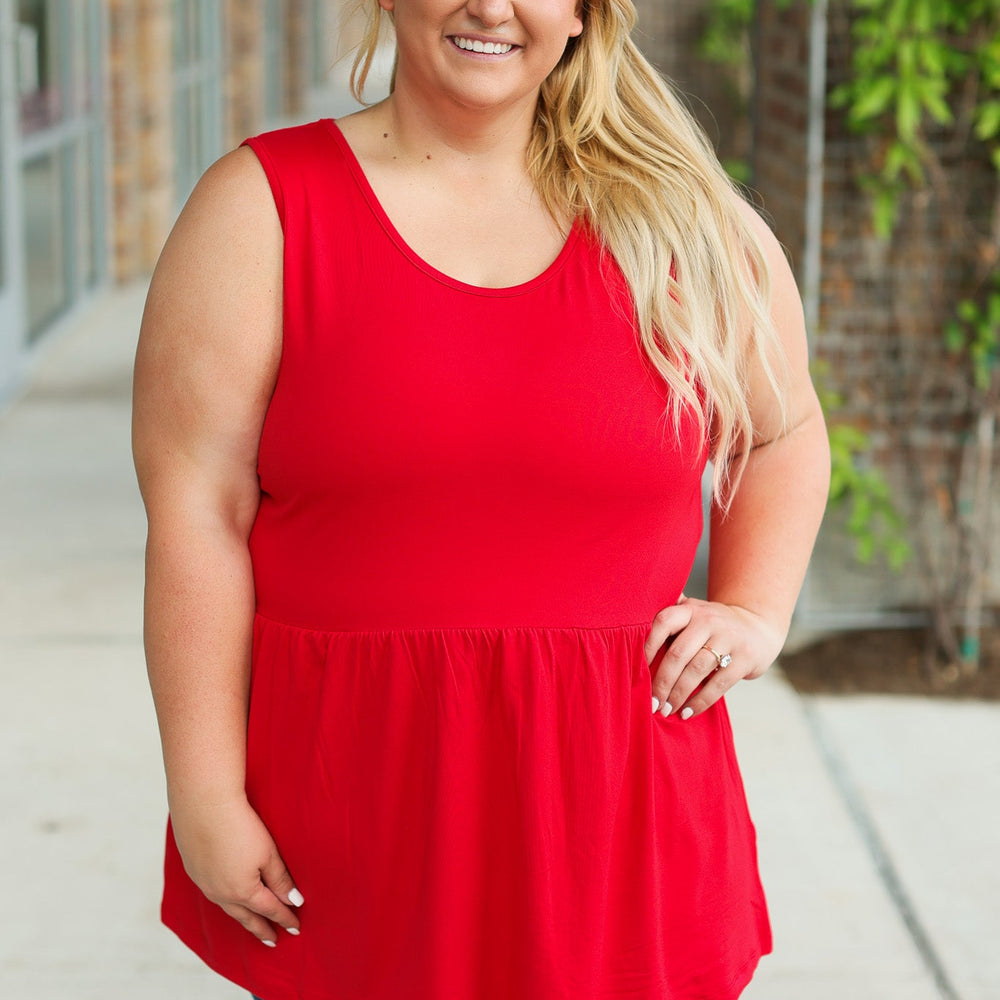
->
xmin=0 ymin=284 xmax=996 ymax=999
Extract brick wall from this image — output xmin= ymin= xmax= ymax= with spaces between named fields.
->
xmin=284 ymin=0 xmax=311 ymax=117
xmin=636 ymin=0 xmax=750 ymax=171
xmin=643 ymin=0 xmax=999 ymax=618
xmin=751 ymin=0 xmax=1000 ymax=616
xmin=107 ymin=0 xmax=140 ymax=282
xmin=816 ymin=0 xmax=991 ymax=446
xmin=136 ymin=0 xmax=175 ymax=275
xmin=107 ymin=0 xmax=174 ymax=281
xmin=224 ymin=0 xmax=266 ymax=151
xmin=105 ymin=0 xmax=333 ymax=282
xmin=750 ymin=0 xmax=811 ymax=270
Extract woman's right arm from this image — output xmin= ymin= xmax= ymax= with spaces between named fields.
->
xmin=132 ymin=146 xmax=301 ymax=946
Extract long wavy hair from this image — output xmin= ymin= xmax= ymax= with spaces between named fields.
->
xmin=347 ymin=0 xmax=785 ymax=504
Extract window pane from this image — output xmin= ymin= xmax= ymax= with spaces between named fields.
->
xmin=69 ymin=0 xmax=97 ymax=118
xmin=17 ymin=0 xmax=63 ymax=135
xmin=175 ymin=81 xmax=210 ymax=203
xmin=22 ymin=150 xmax=68 ymax=338
xmin=311 ymin=0 xmax=328 ymax=86
xmin=175 ymin=83 xmax=192 ymax=201
xmin=174 ymin=0 xmax=221 ymax=206
xmin=190 ymin=82 xmax=206 ymax=182
xmin=264 ymin=0 xmax=285 ymax=121
xmin=173 ymin=0 xmax=188 ymax=67
xmin=174 ymin=0 xmax=206 ymax=68
xmin=0 ymin=169 xmax=6 ymax=293
xmin=0 ymin=140 xmax=6 ymax=296
xmin=74 ymin=134 xmax=97 ymax=290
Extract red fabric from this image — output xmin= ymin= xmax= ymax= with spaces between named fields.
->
xmin=160 ymin=119 xmax=772 ymax=1000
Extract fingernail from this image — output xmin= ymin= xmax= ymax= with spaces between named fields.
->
xmin=262 ymin=939 xmax=277 ymax=948
xmin=286 ymin=927 xmax=300 ymax=936
xmin=660 ymin=702 xmax=673 ymax=717
xmin=652 ymin=695 xmax=660 ymax=713
xmin=680 ymin=707 xmax=694 ymax=720
xmin=289 ymin=888 xmax=305 ymax=907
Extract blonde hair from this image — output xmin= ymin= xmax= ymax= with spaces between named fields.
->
xmin=348 ymin=0 xmax=785 ymax=504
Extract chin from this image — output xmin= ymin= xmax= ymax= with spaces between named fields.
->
xmin=443 ymin=82 xmax=534 ymax=114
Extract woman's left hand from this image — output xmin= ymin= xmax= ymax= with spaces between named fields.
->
xmin=644 ymin=594 xmax=786 ymax=721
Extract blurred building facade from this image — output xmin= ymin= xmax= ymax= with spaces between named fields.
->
xmin=0 ymin=2 xmax=703 ymax=402
xmin=0 ymin=0 xmax=377 ymax=401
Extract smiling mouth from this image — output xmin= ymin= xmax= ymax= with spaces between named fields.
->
xmin=449 ymin=36 xmax=517 ymax=55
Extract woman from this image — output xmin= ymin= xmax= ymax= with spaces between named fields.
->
xmin=133 ymin=1 xmax=830 ymax=998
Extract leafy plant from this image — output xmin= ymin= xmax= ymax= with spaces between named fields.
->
xmin=946 ymin=279 xmax=1000 ymax=393
xmin=702 ymin=0 xmax=1000 ymax=670
xmin=699 ymin=0 xmax=755 ymax=66
xmin=828 ymin=0 xmax=999 ymax=237
xmin=816 ymin=366 xmax=912 ymax=570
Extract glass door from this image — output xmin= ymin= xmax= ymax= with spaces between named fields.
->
xmin=263 ymin=0 xmax=287 ymax=124
xmin=16 ymin=0 xmax=105 ymax=343
xmin=0 ymin=1 xmax=23 ymax=395
xmin=173 ymin=0 xmax=223 ymax=206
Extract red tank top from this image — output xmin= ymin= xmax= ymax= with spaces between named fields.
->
xmin=158 ymin=118 xmax=771 ymax=1000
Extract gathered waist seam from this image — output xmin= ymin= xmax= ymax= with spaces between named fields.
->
xmin=253 ymin=609 xmax=652 ymax=636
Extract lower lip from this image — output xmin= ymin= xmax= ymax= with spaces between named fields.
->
xmin=447 ymin=38 xmax=519 ymax=60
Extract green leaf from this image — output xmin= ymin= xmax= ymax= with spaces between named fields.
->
xmin=829 ymin=470 xmax=846 ymax=503
xmin=896 ymin=84 xmax=923 ymax=142
xmin=855 ymin=534 xmax=876 ymax=564
xmin=918 ymin=80 xmax=954 ymax=125
xmin=916 ymin=38 xmax=946 ymax=75
xmin=849 ymin=75 xmax=897 ymax=123
xmin=888 ymin=538 xmax=913 ymax=570
xmin=829 ymin=82 xmax=855 ymax=110
xmin=873 ymin=187 xmax=900 ymax=238
xmin=975 ymin=101 xmax=1000 ymax=141
xmin=944 ymin=320 xmax=966 ymax=352
xmin=883 ymin=140 xmax=924 ymax=183
xmin=722 ymin=158 xmax=752 ymax=184
xmin=958 ymin=299 xmax=980 ymax=322
xmin=986 ymin=292 xmax=1000 ymax=328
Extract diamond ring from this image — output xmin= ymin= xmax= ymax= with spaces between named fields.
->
xmin=703 ymin=645 xmax=733 ymax=670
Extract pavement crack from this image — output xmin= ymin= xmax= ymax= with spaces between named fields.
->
xmin=799 ymin=695 xmax=963 ymax=1000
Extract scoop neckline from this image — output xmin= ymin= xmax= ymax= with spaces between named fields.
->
xmin=319 ymin=117 xmax=581 ymax=297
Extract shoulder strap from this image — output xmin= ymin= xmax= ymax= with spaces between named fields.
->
xmin=240 ymin=119 xmax=341 ymax=232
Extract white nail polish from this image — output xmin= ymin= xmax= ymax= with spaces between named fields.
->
xmin=262 ymin=939 xmax=277 ymax=948
xmin=286 ymin=927 xmax=300 ymax=936
xmin=289 ymin=888 xmax=305 ymax=907
xmin=660 ymin=702 xmax=673 ymax=717
xmin=652 ymin=695 xmax=660 ymax=713
xmin=680 ymin=707 xmax=694 ymax=720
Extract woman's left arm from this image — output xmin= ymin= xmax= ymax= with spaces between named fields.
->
xmin=646 ymin=201 xmax=831 ymax=719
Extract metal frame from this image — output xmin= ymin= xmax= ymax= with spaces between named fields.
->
xmin=310 ymin=0 xmax=329 ymax=88
xmin=793 ymin=0 xmax=829 ymax=631
xmin=4 ymin=0 xmax=107 ymax=356
xmin=0 ymin=2 xmax=26 ymax=398
xmin=173 ymin=0 xmax=224 ymax=207
xmin=306 ymin=0 xmax=370 ymax=122
xmin=263 ymin=0 xmax=287 ymax=125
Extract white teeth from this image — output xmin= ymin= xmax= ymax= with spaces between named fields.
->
xmin=454 ymin=37 xmax=513 ymax=54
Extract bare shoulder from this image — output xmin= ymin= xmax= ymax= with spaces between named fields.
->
xmin=723 ymin=193 xmax=824 ymax=453
xmin=140 ymin=145 xmax=281 ymax=351
xmin=733 ymin=192 xmax=805 ymax=350
xmin=727 ymin=192 xmax=802 ymax=308
xmin=133 ymin=147 xmax=282 ymax=493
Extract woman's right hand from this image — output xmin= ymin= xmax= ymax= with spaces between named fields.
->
xmin=169 ymin=794 xmax=304 ymax=946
